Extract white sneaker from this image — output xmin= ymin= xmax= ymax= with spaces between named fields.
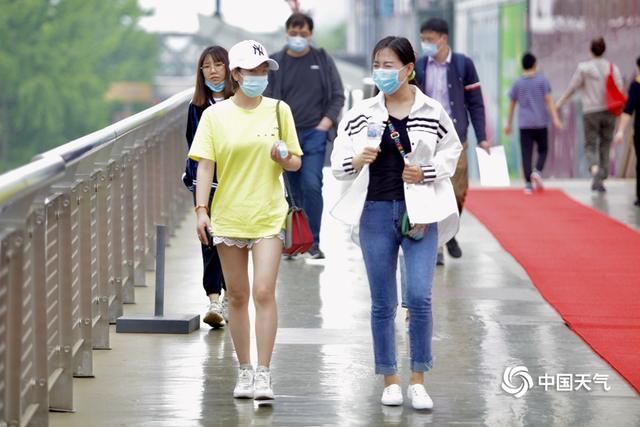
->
xmin=381 ymin=384 xmax=403 ymax=406
xmin=203 ymin=301 xmax=225 ymax=328
xmin=253 ymin=367 xmax=274 ymax=401
xmin=233 ymin=367 xmax=254 ymax=399
xmin=221 ymin=298 xmax=229 ymax=323
xmin=530 ymin=171 xmax=544 ymax=191
xmin=407 ymin=384 xmax=433 ymax=410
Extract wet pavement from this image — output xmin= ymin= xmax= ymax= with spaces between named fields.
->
xmin=50 ymin=175 xmax=640 ymax=427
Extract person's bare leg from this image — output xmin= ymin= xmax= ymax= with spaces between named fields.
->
xmin=217 ymin=245 xmax=250 ymax=364
xmin=384 ymin=374 xmax=401 ymax=387
xmin=250 ymin=237 xmax=282 ymax=367
xmin=410 ymin=371 xmax=424 ymax=385
xmin=207 ymin=293 xmax=220 ymax=303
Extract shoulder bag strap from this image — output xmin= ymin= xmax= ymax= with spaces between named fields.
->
xmin=276 ymin=101 xmax=297 ymax=208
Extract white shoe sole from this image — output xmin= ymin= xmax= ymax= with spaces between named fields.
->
xmin=409 ymin=399 xmax=433 ymax=410
xmin=408 ymin=395 xmax=433 ymax=410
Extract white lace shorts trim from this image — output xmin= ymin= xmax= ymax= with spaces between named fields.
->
xmin=212 ymin=232 xmax=285 ymax=249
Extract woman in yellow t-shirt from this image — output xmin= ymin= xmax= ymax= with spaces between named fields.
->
xmin=189 ymin=40 xmax=302 ymax=402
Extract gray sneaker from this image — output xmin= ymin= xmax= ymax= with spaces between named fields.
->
xmin=307 ymin=244 xmax=325 ymax=259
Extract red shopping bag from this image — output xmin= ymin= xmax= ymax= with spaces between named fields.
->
xmin=606 ymin=63 xmax=626 ymax=116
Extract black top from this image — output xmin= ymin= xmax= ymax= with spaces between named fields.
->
xmin=280 ymin=52 xmax=325 ymax=128
xmin=183 ymin=97 xmax=217 ymax=191
xmin=624 ymin=79 xmax=640 ymax=133
xmin=366 ymin=116 xmax=412 ymax=201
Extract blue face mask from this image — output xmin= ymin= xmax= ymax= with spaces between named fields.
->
xmin=287 ymin=36 xmax=309 ymax=53
xmin=239 ymin=75 xmax=268 ymax=98
xmin=421 ymin=42 xmax=438 ymax=57
xmin=372 ymin=66 xmax=406 ymax=95
xmin=205 ymin=80 xmax=225 ymax=93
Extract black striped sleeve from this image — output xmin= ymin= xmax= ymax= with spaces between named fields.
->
xmin=437 ymin=123 xmax=448 ymax=139
xmin=420 ymin=164 xmax=437 ymax=183
xmin=342 ymin=156 xmax=357 ymax=175
xmin=343 ymin=114 xmax=370 ymax=132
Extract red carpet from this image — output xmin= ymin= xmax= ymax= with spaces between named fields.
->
xmin=466 ymin=189 xmax=640 ymax=394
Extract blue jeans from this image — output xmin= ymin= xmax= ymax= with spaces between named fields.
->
xmin=359 ymin=200 xmax=438 ymax=375
xmin=285 ymin=128 xmax=327 ymax=245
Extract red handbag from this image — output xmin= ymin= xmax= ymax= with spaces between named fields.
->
xmin=283 ymin=199 xmax=314 ymax=255
xmin=276 ymin=101 xmax=314 ymax=255
xmin=605 ymin=63 xmax=626 ymax=116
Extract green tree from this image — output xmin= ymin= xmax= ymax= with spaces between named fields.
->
xmin=0 ymin=0 xmax=159 ymax=172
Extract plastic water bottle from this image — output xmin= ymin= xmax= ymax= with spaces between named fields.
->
xmin=366 ymin=122 xmax=383 ymax=147
xmin=276 ymin=141 xmax=288 ymax=158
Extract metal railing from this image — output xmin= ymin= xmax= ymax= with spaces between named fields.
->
xmin=0 ymin=89 xmax=193 ymax=426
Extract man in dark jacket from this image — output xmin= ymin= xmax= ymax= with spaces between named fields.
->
xmin=415 ymin=18 xmax=490 ymax=265
xmin=265 ymin=12 xmax=345 ymax=259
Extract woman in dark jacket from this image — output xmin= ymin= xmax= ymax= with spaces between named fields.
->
xmin=183 ymin=46 xmax=234 ymax=327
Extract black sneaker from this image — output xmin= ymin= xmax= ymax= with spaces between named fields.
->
xmin=436 ymin=252 xmax=444 ymax=266
xmin=591 ymin=182 xmax=606 ymax=192
xmin=446 ymin=237 xmax=462 ymax=258
xmin=308 ymin=244 xmax=325 ymax=259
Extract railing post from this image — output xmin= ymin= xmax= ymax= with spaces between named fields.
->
xmin=48 ymin=193 xmax=74 ymax=412
xmin=94 ymin=169 xmax=111 ymax=349
xmin=74 ymin=182 xmax=94 ymax=377
xmin=29 ymin=205 xmax=50 ymax=426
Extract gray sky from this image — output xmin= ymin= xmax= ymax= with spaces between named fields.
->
xmin=138 ymin=0 xmax=347 ymax=34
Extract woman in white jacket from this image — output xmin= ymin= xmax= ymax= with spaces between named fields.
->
xmin=330 ymin=36 xmax=461 ymax=410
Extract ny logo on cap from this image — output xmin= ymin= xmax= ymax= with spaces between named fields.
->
xmin=252 ymin=44 xmax=265 ymax=56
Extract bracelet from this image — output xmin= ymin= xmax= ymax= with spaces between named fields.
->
xmin=194 ymin=204 xmax=209 ymax=214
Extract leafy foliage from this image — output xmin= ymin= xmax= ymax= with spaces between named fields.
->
xmin=0 ymin=0 xmax=159 ymax=172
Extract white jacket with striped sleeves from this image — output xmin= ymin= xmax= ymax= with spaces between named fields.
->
xmin=330 ymin=87 xmax=462 ymax=246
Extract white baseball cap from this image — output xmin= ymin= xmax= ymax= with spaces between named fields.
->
xmin=228 ymin=40 xmax=279 ymax=71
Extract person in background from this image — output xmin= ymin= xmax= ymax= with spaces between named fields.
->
xmin=190 ymin=40 xmax=302 ymax=402
xmin=556 ymin=37 xmax=623 ymax=193
xmin=612 ymin=56 xmax=640 ymax=206
xmin=504 ymin=52 xmax=563 ymax=194
xmin=415 ymin=17 xmax=490 ymax=265
xmin=182 ymin=46 xmax=234 ymax=328
xmin=265 ymin=12 xmax=346 ymax=259
xmin=331 ymin=36 xmax=461 ymax=410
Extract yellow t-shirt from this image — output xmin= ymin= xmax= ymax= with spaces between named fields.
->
xmin=188 ymin=97 xmax=302 ymax=238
